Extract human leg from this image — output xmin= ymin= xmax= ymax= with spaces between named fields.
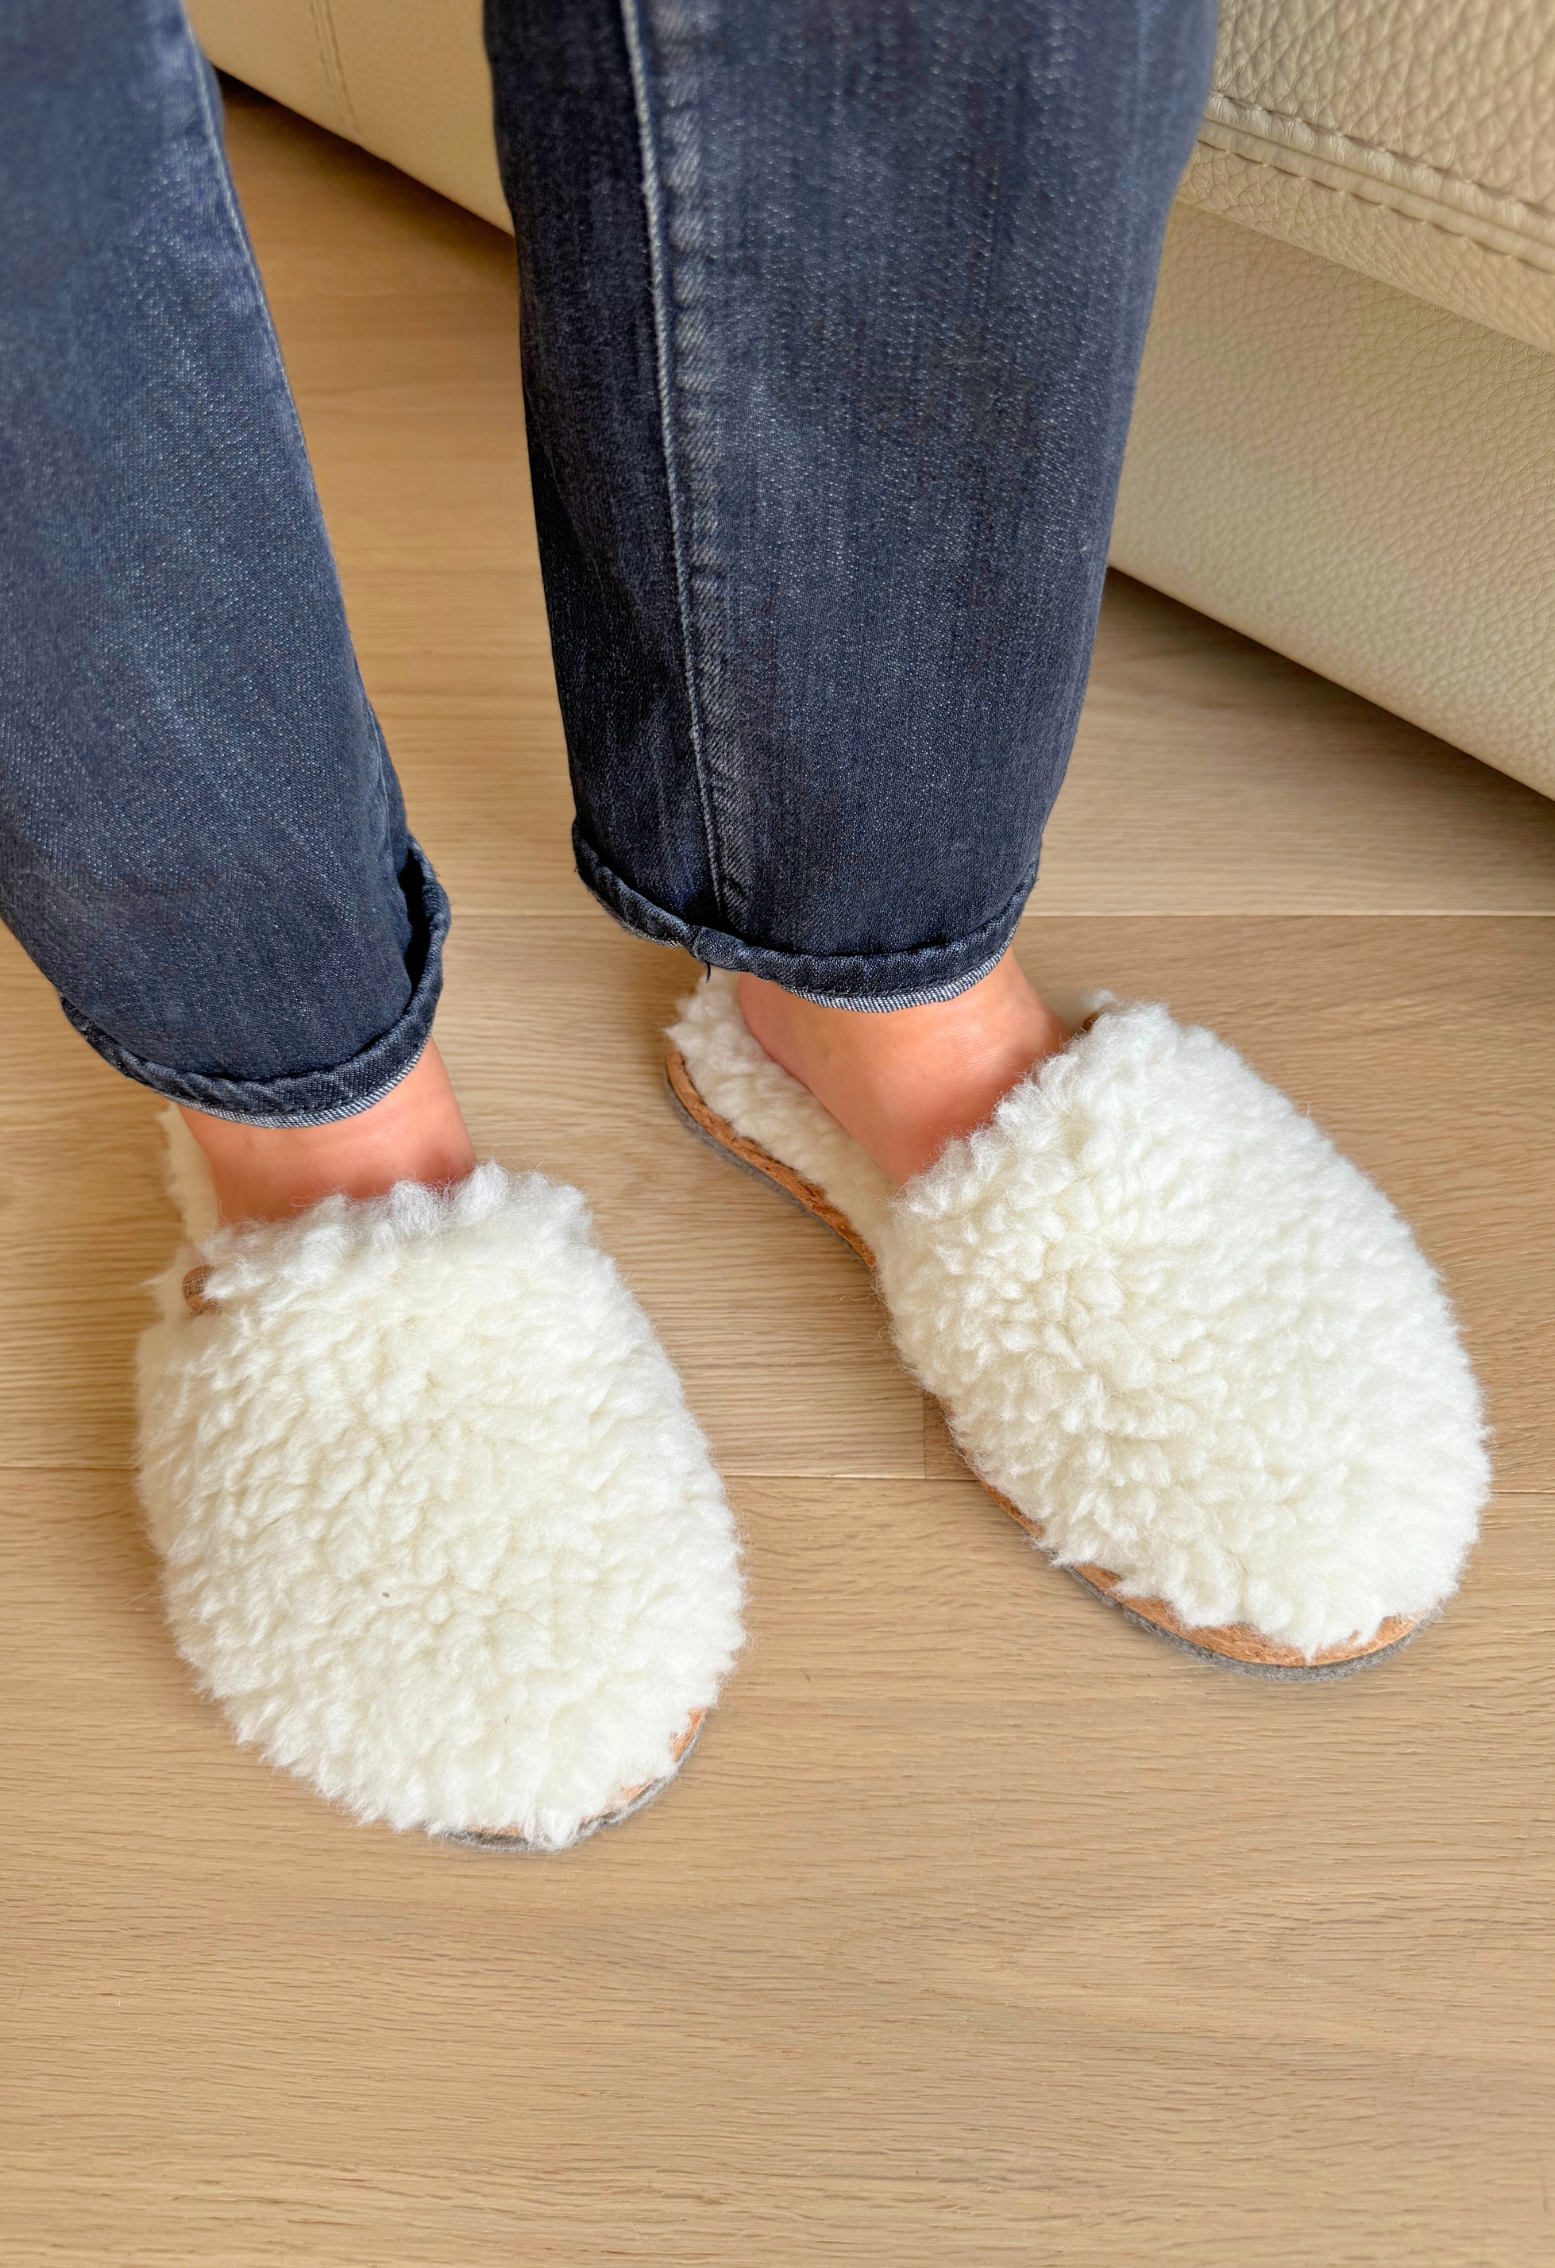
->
xmin=0 ymin=0 xmax=474 ymax=1218
xmin=738 ymin=959 xmax=1067 ymax=1185
xmin=488 ymin=0 xmax=1215 ymax=1012
xmin=490 ymin=0 xmax=1486 ymax=1666
xmin=0 ymin=1 xmax=741 ymax=1840
xmin=489 ymin=0 xmax=1217 ymax=1173
xmin=0 ymin=3 xmax=454 ymax=1144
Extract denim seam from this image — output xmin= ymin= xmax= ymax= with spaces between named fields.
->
xmin=189 ymin=45 xmax=321 ymax=502
xmin=59 ymin=837 xmax=450 ymax=1129
xmin=198 ymin=43 xmax=406 ymax=948
xmin=575 ymin=826 xmax=1036 ymax=1006
xmin=60 ymin=1003 xmax=432 ymax=1130
xmin=187 ymin=39 xmax=252 ymax=251
xmin=619 ymin=0 xmax=729 ymax=923
xmin=86 ymin=1047 xmax=428 ymax=1131
xmin=784 ymin=949 xmax=1010 ymax=1013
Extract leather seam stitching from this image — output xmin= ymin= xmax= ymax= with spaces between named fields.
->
xmin=309 ymin=0 xmax=362 ymax=142
xmin=1207 ymin=92 xmax=1555 ymax=228
xmin=1194 ymin=136 xmax=1555 ymax=281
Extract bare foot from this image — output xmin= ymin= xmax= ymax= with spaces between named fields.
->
xmin=179 ymin=1040 xmax=477 ymax=1226
xmin=738 ymin=951 xmax=1069 ymax=1184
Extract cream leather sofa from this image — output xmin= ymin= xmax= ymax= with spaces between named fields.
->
xmin=188 ymin=0 xmax=1555 ymax=801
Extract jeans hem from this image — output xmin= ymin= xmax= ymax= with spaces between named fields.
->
xmin=574 ymin=826 xmax=1033 ymax=1008
xmin=782 ymin=947 xmax=1011 ymax=1011
xmin=59 ymin=838 xmax=451 ymax=1128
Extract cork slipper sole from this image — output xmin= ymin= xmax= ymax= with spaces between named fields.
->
xmin=665 ymin=1038 xmax=1426 ymax=1681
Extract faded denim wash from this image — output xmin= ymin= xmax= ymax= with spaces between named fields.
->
xmin=0 ymin=0 xmax=1214 ymax=1122
xmin=494 ymin=0 xmax=1216 ymax=1005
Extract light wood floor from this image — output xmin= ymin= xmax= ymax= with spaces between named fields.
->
xmin=3 ymin=84 xmax=1553 ymax=2268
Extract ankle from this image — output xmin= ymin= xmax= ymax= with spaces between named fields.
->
xmin=179 ymin=1040 xmax=477 ymax=1227
xmin=738 ymin=952 xmax=1067 ymax=1183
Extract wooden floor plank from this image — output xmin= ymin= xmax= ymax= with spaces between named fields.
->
xmin=4 ymin=1466 xmax=1552 ymax=2265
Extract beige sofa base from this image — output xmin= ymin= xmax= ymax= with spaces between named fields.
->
xmin=193 ymin=0 xmax=510 ymax=230
xmin=1115 ymin=206 xmax=1555 ymax=802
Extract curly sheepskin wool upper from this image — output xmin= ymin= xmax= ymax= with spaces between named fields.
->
xmin=137 ymin=1117 xmax=743 ymax=1847
xmin=670 ymin=975 xmax=1487 ymax=1656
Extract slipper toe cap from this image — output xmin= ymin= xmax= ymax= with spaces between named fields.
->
xmin=136 ymin=1164 xmax=744 ymax=1846
xmin=879 ymin=1003 xmax=1488 ymax=1658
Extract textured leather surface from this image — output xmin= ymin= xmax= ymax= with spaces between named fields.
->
xmin=1113 ymin=205 xmax=1555 ymax=800
xmin=1212 ymin=1 xmax=1555 ymax=206
xmin=1186 ymin=1 xmax=1555 ymax=350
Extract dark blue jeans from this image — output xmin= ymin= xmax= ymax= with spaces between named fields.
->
xmin=0 ymin=0 xmax=1215 ymax=1124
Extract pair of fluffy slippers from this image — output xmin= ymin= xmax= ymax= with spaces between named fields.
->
xmin=137 ymin=978 xmax=1487 ymax=1847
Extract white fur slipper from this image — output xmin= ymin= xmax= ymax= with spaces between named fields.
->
xmin=666 ymin=974 xmax=1487 ymax=1677
xmin=136 ymin=1113 xmax=744 ymax=1847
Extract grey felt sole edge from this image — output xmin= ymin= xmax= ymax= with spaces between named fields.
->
xmin=665 ymin=1066 xmax=1439 ymax=1686
xmin=439 ymin=1718 xmax=706 ymax=1853
xmin=1096 ymin=1590 xmax=1437 ymax=1681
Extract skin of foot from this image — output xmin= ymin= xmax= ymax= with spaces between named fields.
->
xmin=179 ymin=1039 xmax=477 ymax=1226
xmin=738 ymin=950 xmax=1069 ymax=1184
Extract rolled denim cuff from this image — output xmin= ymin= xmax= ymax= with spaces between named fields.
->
xmin=575 ymin=826 xmax=1033 ymax=1010
xmin=59 ymin=838 xmax=451 ymax=1127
